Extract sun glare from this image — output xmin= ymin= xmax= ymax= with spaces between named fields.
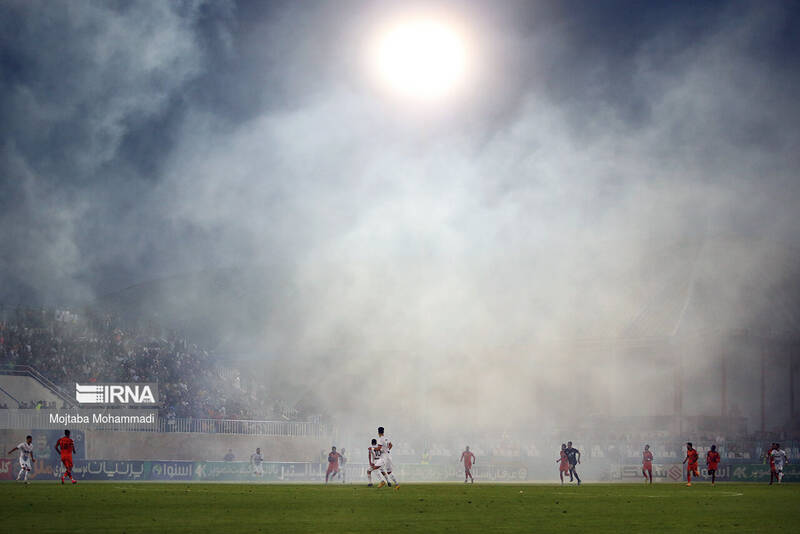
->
xmin=370 ymin=17 xmax=469 ymax=102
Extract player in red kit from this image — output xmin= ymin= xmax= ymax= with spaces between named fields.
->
xmin=55 ymin=429 xmax=76 ymax=484
xmin=683 ymin=442 xmax=699 ymax=486
xmin=460 ymin=446 xmax=476 ymax=484
xmin=325 ymin=446 xmax=341 ymax=484
xmin=767 ymin=442 xmax=778 ymax=485
xmin=706 ymin=444 xmax=721 ymax=485
xmin=642 ymin=444 xmax=653 ymax=484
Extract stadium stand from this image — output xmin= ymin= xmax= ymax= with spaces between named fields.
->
xmin=0 ymin=306 xmax=321 ymax=422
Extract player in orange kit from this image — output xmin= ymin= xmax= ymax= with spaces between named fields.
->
xmin=706 ymin=444 xmax=721 ymax=485
xmin=683 ymin=442 xmax=699 ymax=486
xmin=460 ymin=446 xmax=476 ymax=484
xmin=325 ymin=446 xmax=341 ymax=484
xmin=54 ymin=429 xmax=76 ymax=484
xmin=557 ymin=444 xmax=570 ymax=484
xmin=642 ymin=444 xmax=654 ymax=484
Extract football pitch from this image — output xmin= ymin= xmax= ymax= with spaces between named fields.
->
xmin=1 ymin=482 xmax=798 ymax=533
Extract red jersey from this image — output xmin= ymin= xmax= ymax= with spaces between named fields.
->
xmin=707 ymin=450 xmax=720 ymax=469
xmin=686 ymin=449 xmax=699 ymax=466
xmin=327 ymin=452 xmax=340 ymax=466
xmin=558 ymin=450 xmax=569 ymax=471
xmin=57 ymin=437 xmax=74 ymax=457
xmin=461 ymin=451 xmax=475 ymax=468
xmin=642 ymin=450 xmax=653 ymax=466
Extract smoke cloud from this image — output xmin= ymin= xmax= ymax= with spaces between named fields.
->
xmin=2 ymin=0 xmax=799 ymax=440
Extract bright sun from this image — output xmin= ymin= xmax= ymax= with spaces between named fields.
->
xmin=370 ymin=17 xmax=469 ymax=102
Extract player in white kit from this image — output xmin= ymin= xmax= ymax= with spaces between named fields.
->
xmin=770 ymin=444 xmax=790 ymax=483
xmin=367 ymin=439 xmax=389 ymax=487
xmin=251 ymin=447 xmax=264 ymax=476
xmin=377 ymin=426 xmax=399 ymax=489
xmin=7 ymin=435 xmax=35 ymax=483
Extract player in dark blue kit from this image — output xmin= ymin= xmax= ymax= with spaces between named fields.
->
xmin=565 ymin=441 xmax=581 ymax=485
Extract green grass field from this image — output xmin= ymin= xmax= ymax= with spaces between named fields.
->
xmin=1 ymin=482 xmax=798 ymax=533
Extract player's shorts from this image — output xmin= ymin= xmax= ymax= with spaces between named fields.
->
xmin=326 ymin=463 xmax=339 ymax=474
xmin=253 ymin=463 xmax=263 ymax=475
xmin=774 ymin=464 xmax=784 ymax=473
xmin=688 ymin=464 xmax=699 ymax=475
xmin=372 ymin=457 xmax=385 ymax=469
xmin=61 ymin=456 xmax=73 ymax=470
xmin=382 ymin=455 xmax=394 ymax=472
xmin=559 ymin=464 xmax=570 ymax=472
xmin=770 ymin=464 xmax=777 ymax=473
xmin=20 ymin=458 xmax=31 ymax=470
xmin=642 ymin=462 xmax=652 ymax=471
xmin=464 ymin=464 xmax=473 ymax=472
xmin=708 ymin=464 xmax=718 ymax=472
xmin=707 ymin=469 xmax=716 ymax=475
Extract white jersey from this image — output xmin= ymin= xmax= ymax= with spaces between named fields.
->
xmin=251 ymin=453 xmax=263 ymax=465
xmin=771 ymin=449 xmax=788 ymax=468
xmin=17 ymin=442 xmax=33 ymax=462
xmin=377 ymin=435 xmax=394 ymax=471
xmin=378 ymin=435 xmax=392 ymax=456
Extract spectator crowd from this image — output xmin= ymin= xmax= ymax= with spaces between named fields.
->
xmin=0 ymin=306 xmax=312 ymax=422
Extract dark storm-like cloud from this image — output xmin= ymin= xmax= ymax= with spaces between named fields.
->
xmin=0 ymin=0 xmax=233 ymax=301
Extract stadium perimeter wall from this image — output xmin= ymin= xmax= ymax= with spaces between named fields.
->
xmin=3 ymin=456 xmax=797 ymax=483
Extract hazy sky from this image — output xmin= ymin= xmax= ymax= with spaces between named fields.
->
xmin=2 ymin=1 xmax=799 ymax=429
xmin=2 ymin=0 xmax=798 ymax=302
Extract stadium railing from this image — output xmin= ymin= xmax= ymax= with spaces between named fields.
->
xmin=0 ymin=365 xmax=77 ymax=408
xmin=158 ymin=417 xmax=330 ymax=437
xmin=0 ymin=409 xmax=330 ymax=437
